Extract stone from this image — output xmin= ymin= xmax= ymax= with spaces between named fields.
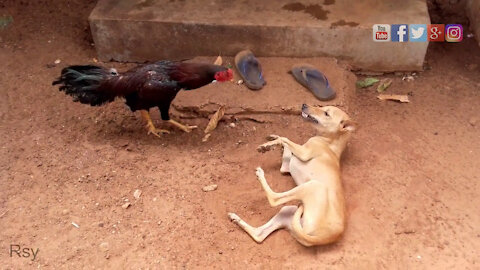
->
xmin=99 ymin=242 xmax=109 ymax=252
xmin=89 ymin=0 xmax=430 ymax=71
xmin=469 ymin=117 xmax=477 ymax=126
xmin=202 ymin=184 xmax=218 ymax=192
xmin=133 ymin=189 xmax=142 ymax=199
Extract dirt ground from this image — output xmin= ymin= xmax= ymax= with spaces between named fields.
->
xmin=1 ymin=1 xmax=480 ymax=269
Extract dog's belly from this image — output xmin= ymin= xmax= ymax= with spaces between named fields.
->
xmin=289 ymin=157 xmax=318 ymax=185
xmin=289 ymin=156 xmax=336 ymax=186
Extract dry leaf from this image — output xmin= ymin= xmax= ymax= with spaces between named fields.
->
xmin=202 ymin=133 xmax=211 ymax=142
xmin=204 ymin=105 xmax=226 ymax=133
xmin=377 ymin=94 xmax=410 ymax=103
xmin=377 ymin=78 xmax=392 ymax=92
xmin=213 ymin=56 xmax=222 ymax=65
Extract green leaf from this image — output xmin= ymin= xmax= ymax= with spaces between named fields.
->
xmin=356 ymin=77 xmax=379 ymax=88
xmin=0 ymin=16 xmax=13 ymax=29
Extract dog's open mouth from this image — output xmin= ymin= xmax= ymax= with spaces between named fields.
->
xmin=302 ymin=111 xmax=319 ymax=123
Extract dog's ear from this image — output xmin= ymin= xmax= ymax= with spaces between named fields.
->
xmin=341 ymin=119 xmax=357 ymax=132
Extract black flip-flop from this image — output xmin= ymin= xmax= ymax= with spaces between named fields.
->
xmin=291 ymin=64 xmax=336 ymax=101
xmin=234 ymin=50 xmax=266 ymax=90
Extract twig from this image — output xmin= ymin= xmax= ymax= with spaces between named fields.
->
xmin=394 ymin=230 xmax=416 ymax=235
xmin=235 ymin=116 xmax=272 ymax=123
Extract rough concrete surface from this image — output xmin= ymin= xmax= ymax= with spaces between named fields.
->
xmin=89 ymin=0 xmax=430 ymax=71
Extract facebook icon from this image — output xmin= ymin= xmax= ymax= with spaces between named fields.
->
xmin=392 ymin=24 xmax=409 ymax=42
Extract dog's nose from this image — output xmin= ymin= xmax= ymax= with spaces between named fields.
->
xmin=302 ymin=104 xmax=308 ymax=110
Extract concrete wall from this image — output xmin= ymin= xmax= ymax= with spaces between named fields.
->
xmin=89 ymin=0 xmax=430 ymax=72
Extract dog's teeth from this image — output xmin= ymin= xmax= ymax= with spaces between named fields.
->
xmin=302 ymin=112 xmax=308 ymax=118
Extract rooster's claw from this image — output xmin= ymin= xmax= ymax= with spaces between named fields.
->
xmin=179 ymin=125 xmax=198 ymax=133
xmin=146 ymin=125 xmax=170 ymax=138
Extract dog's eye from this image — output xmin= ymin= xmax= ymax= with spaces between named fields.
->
xmin=324 ymin=110 xmax=330 ymax=117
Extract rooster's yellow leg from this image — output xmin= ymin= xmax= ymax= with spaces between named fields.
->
xmin=167 ymin=119 xmax=198 ymax=133
xmin=140 ymin=110 xmax=170 ymax=137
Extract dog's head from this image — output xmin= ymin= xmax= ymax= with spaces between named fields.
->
xmin=301 ymin=104 xmax=356 ymax=137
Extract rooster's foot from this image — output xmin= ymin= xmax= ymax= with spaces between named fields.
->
xmin=146 ymin=124 xmax=170 ymax=137
xmin=168 ymin=119 xmax=198 ymax=133
xmin=141 ymin=110 xmax=170 ymax=137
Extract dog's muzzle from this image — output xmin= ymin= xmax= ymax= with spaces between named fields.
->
xmin=301 ymin=106 xmax=319 ymax=124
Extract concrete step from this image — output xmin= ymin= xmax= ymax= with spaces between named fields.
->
xmin=89 ymin=0 xmax=430 ymax=71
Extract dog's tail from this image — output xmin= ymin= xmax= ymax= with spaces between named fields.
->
xmin=290 ymin=205 xmax=344 ymax=246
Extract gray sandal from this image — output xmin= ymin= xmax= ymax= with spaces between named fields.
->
xmin=234 ymin=50 xmax=266 ymax=90
xmin=291 ymin=64 xmax=336 ymax=101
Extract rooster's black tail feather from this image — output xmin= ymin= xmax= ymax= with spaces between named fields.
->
xmin=53 ymin=65 xmax=117 ymax=106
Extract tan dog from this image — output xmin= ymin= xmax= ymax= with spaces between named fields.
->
xmin=228 ymin=104 xmax=356 ymax=246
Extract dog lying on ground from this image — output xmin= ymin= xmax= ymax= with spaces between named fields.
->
xmin=228 ymin=104 xmax=356 ymax=246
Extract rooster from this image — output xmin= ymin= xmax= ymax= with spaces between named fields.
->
xmin=53 ymin=61 xmax=233 ymax=136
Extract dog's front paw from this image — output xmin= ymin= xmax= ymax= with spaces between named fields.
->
xmin=257 ymin=140 xmax=281 ymax=153
xmin=255 ymin=167 xmax=265 ymax=180
xmin=228 ymin=212 xmax=241 ymax=224
xmin=266 ymin=134 xmax=280 ymax=141
xmin=257 ymin=143 xmax=273 ymax=153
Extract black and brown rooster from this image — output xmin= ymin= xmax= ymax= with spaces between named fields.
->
xmin=53 ymin=60 xmax=233 ymax=136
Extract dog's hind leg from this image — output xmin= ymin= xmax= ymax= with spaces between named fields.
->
xmin=280 ymin=147 xmax=292 ymax=174
xmin=228 ymin=205 xmax=298 ymax=243
xmin=256 ymin=167 xmax=319 ymax=207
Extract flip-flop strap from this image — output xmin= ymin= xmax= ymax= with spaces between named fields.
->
xmin=240 ymin=57 xmax=263 ymax=79
xmin=305 ymin=69 xmax=329 ymax=88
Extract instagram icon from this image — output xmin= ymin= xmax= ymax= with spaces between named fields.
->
xmin=445 ymin=24 xmax=463 ymax=42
